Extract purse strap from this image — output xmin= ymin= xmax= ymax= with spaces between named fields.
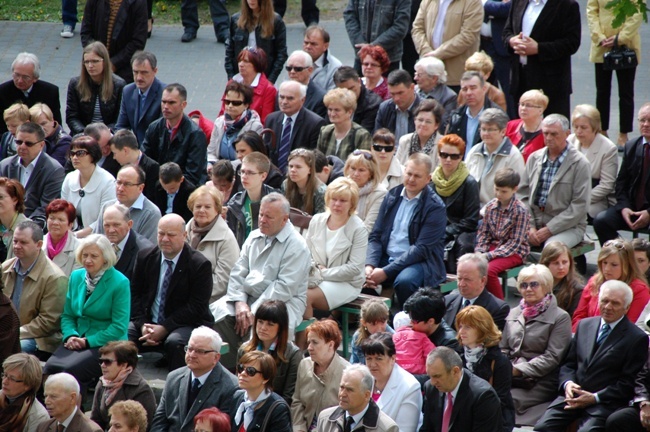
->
xmin=260 ymin=400 xmax=284 ymax=432
xmin=613 ymin=33 xmax=620 ymax=49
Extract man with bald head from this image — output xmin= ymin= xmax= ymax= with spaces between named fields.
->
xmin=264 ymin=81 xmax=327 ymax=174
xmin=129 ymin=213 xmax=214 ymax=371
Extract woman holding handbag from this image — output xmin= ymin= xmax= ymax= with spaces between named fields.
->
xmin=587 ymin=0 xmax=641 ymax=147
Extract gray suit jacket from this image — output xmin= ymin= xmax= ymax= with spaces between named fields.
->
xmin=151 ymin=364 xmax=238 ymax=432
xmin=36 ymin=409 xmax=102 ymax=432
xmin=305 ymin=79 xmax=327 ymax=118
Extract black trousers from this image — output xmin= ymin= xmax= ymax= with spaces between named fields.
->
xmin=128 ymin=322 xmax=192 ymax=371
xmin=534 ymin=402 xmax=609 ymax=432
xmin=605 ymin=406 xmax=645 ymax=432
xmin=595 ymin=63 xmax=636 ymax=133
xmin=592 ymin=206 xmax=650 ymax=246
xmin=481 ymin=37 xmax=516 ymax=119
xmin=43 ymin=346 xmax=101 ymax=396
xmin=273 ymin=0 xmax=319 ymax=25
xmin=181 ymin=0 xmax=230 ymax=38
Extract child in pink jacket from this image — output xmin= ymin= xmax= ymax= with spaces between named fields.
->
xmin=392 ymin=311 xmax=435 ymax=374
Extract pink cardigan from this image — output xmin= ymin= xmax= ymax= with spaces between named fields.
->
xmin=392 ymin=326 xmax=435 ymax=374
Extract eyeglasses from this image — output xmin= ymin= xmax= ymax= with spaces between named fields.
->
xmin=12 ymin=72 xmax=34 ymax=82
xmin=83 ymin=59 xmax=103 ymax=65
xmin=519 ymin=281 xmax=542 ymax=290
xmin=98 ymin=358 xmax=116 ymax=366
xmin=1 ymin=372 xmax=24 ymax=383
xmin=15 ymin=139 xmax=43 ymax=147
xmin=352 ymin=150 xmax=373 ymax=160
xmin=184 ymin=346 xmax=216 ymax=355
xmin=115 ymin=180 xmax=143 ymax=188
xmin=604 ymin=239 xmax=626 ymax=250
xmin=362 ymin=62 xmax=380 ymax=68
xmin=237 ymin=364 xmax=261 ymax=376
xmin=239 ymin=170 xmax=261 ymax=177
xmin=285 ymin=66 xmax=307 ymax=72
xmin=519 ymin=103 xmax=542 ymax=109
xmin=372 ymin=144 xmax=394 ymax=153
xmin=439 ymin=152 xmax=462 ymax=160
xmin=223 ymin=99 xmax=245 ymax=107
xmin=70 ymin=149 xmax=89 ymax=158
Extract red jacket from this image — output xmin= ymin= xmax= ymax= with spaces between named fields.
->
xmin=505 ymin=119 xmax=545 ymax=162
xmin=219 ymin=74 xmax=277 ymax=124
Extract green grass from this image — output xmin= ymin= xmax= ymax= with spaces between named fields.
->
xmin=0 ymin=0 xmax=345 ymax=24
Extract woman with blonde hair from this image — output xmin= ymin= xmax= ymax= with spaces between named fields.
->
xmin=344 ymin=150 xmax=387 ymax=232
xmin=456 ymin=305 xmax=514 ymax=432
xmin=572 ymin=239 xmax=650 ymax=331
xmin=29 ymin=103 xmax=71 ymax=166
xmin=303 ymin=178 xmax=367 ymax=320
xmin=317 ymin=88 xmax=371 ymax=161
xmin=282 ymin=149 xmax=326 ymax=215
xmin=567 ymin=104 xmax=618 ymax=220
xmin=539 ymin=241 xmax=584 ymax=316
xmin=66 ymin=41 xmax=126 ymax=135
xmin=505 ymin=90 xmax=548 ymax=162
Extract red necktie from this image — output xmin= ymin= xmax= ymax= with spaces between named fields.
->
xmin=441 ymin=392 xmax=453 ymax=432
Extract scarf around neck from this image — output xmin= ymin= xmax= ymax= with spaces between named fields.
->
xmin=431 ymin=162 xmax=469 ymax=197
xmin=408 ymin=132 xmax=438 ymax=158
xmin=86 ymin=269 xmax=106 ymax=297
xmin=463 ymin=344 xmax=487 ymax=372
xmin=189 ymin=217 xmax=219 ymax=249
xmin=356 ymin=182 xmax=375 ymax=217
xmin=224 ymin=110 xmax=252 ymax=136
xmin=520 ymin=293 xmax=553 ymax=322
xmin=235 ymin=389 xmax=271 ymax=429
xmin=0 ymin=389 xmax=34 ymax=432
xmin=101 ymin=365 xmax=134 ymax=405
xmin=46 ymin=231 xmax=69 ymax=260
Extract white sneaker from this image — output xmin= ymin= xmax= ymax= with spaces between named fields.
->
xmin=61 ymin=25 xmax=73 ymax=38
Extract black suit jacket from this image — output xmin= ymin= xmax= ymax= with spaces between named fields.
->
xmin=553 ymin=316 xmax=648 ymax=415
xmin=444 ymin=289 xmax=510 ymax=331
xmin=115 ymin=77 xmax=166 ymax=145
xmin=114 ymin=230 xmax=153 ymax=281
xmin=615 ymin=137 xmax=650 ymax=212
xmin=0 ymin=151 xmax=65 ymax=227
xmin=305 ymin=80 xmax=327 ymax=118
xmin=130 ymin=243 xmax=214 ymax=331
xmin=420 ymin=369 xmax=503 ymax=432
xmin=139 ymin=152 xmax=160 ymax=200
xmin=0 ymin=79 xmax=61 ymax=134
xmin=355 ymin=85 xmax=382 ymax=132
xmin=152 ymin=178 xmax=197 ymax=223
xmin=264 ymin=107 xmax=327 ymax=169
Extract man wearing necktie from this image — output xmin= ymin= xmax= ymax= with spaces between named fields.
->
xmin=317 ymin=364 xmax=399 ymax=432
xmin=420 ymin=347 xmax=502 ymax=432
xmin=37 ymin=373 xmax=102 ymax=432
xmin=535 ymin=280 xmax=649 ymax=431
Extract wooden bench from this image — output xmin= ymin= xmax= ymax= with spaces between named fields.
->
xmin=334 ymin=294 xmax=391 ymax=358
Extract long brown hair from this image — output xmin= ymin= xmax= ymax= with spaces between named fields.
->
xmin=237 ymin=0 xmax=275 ymax=38
xmin=241 ymin=300 xmax=290 ymax=364
xmin=593 ymin=239 xmax=647 ymax=295
xmin=285 ymin=149 xmax=320 ymax=214
xmin=77 ymin=41 xmax=115 ymax=103
xmin=540 ymin=241 xmax=583 ymax=311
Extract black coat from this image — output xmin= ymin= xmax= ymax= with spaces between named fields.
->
xmin=374 ymin=94 xmax=421 ymax=135
xmin=66 ymin=74 xmax=127 ymax=135
xmin=615 ymin=137 xmax=650 ymax=212
xmin=444 ymin=289 xmax=510 ymax=331
xmin=80 ymin=0 xmax=148 ymax=83
xmin=355 ymin=85 xmax=382 ymax=132
xmin=445 ymin=99 xmax=502 ymax=151
xmin=139 ymin=152 xmax=160 ymax=200
xmin=230 ymin=391 xmax=292 ymax=432
xmin=114 ymin=230 xmax=153 ymax=281
xmin=433 ymin=174 xmax=480 ymax=241
xmin=152 ymin=177 xmax=197 ymax=223
xmin=0 ymin=79 xmax=61 ymax=134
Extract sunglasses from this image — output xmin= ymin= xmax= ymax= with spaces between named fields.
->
xmin=439 ymin=152 xmax=462 ymax=160
xmin=70 ymin=149 xmax=89 ymax=158
xmin=223 ymin=99 xmax=245 ymax=107
xmin=519 ymin=281 xmax=541 ymax=290
xmin=372 ymin=144 xmax=394 ymax=153
xmin=352 ymin=150 xmax=373 ymax=160
xmin=604 ymin=239 xmax=626 ymax=250
xmin=237 ymin=364 xmax=261 ymax=377
xmin=285 ymin=66 xmax=307 ymax=72
xmin=99 ymin=358 xmax=116 ymax=366
xmin=15 ymin=139 xmax=43 ymax=147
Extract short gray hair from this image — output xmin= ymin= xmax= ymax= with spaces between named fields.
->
xmin=407 ymin=152 xmax=433 ymax=174
xmin=426 ymin=346 xmax=463 ymax=371
xmin=460 ymin=70 xmax=485 ymax=86
xmin=279 ymin=80 xmax=307 ymax=98
xmin=343 ymin=364 xmax=375 ymax=393
xmin=457 ymin=253 xmax=488 ymax=278
xmin=542 ymin=114 xmax=571 ymax=131
xmin=517 ymin=264 xmax=554 ymax=294
xmin=261 ymin=192 xmax=291 ymax=215
xmin=45 ymin=372 xmax=80 ymax=394
xmin=599 ymin=280 xmax=634 ymax=308
xmin=104 ymin=203 xmax=131 ymax=222
xmin=289 ymin=50 xmax=313 ymax=68
xmin=479 ymin=108 xmax=509 ymax=130
xmin=15 ymin=220 xmax=43 ymax=243
xmin=75 ymin=234 xmax=117 ymax=269
xmin=190 ymin=326 xmax=223 ymax=352
xmin=415 ymin=57 xmax=447 ymax=84
xmin=12 ymin=52 xmax=41 ymax=79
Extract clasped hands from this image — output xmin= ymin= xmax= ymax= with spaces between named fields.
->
xmin=564 ymin=381 xmax=597 ymax=410
xmin=622 ymin=208 xmax=650 ymax=231
xmin=139 ymin=323 xmax=169 ymax=346
xmin=509 ymin=32 xmax=539 ymax=57
xmin=364 ymin=265 xmax=387 ymax=289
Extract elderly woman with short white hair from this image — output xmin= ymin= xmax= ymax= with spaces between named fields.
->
xmin=43 ymin=234 xmax=130 ymax=397
xmin=414 ymin=57 xmax=458 ymax=128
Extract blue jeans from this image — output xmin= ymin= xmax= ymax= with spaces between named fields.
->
xmin=62 ymin=0 xmax=78 ymax=27
xmin=380 ymin=256 xmax=425 ymax=306
xmin=21 ymin=338 xmax=37 ymax=353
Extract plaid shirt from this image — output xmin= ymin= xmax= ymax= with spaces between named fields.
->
xmin=476 ymin=197 xmax=530 ymax=260
xmin=534 ymin=146 xmax=568 ymax=208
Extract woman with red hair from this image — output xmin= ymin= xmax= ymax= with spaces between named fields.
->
xmin=194 ymin=407 xmax=231 ymax=432
xmin=358 ymin=45 xmax=391 ymax=100
xmin=43 ymin=199 xmax=81 ymax=276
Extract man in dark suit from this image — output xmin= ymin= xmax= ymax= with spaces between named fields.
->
xmin=443 ymin=253 xmax=510 ymax=331
xmin=374 ymin=70 xmax=421 ymax=143
xmin=150 ymin=326 xmax=238 ymax=432
xmin=421 ymin=346 xmax=503 ymax=432
xmin=606 ymin=351 xmax=650 ymax=431
xmin=153 ymin=162 xmax=197 ymax=223
xmin=285 ymin=50 xmax=328 ymax=118
xmin=535 ymin=280 xmax=649 ymax=432
xmin=0 ymin=122 xmax=64 ymax=228
xmin=129 ymin=214 xmax=214 ymax=371
xmin=595 ymin=103 xmax=650 ymax=245
xmin=265 ymin=81 xmax=327 ymax=174
xmin=503 ymin=0 xmax=580 ymax=118
xmin=0 ymin=53 xmax=61 ymax=135
xmin=102 ymin=203 xmax=153 ymax=281
xmin=115 ymin=51 xmax=166 ymax=145
xmin=109 ymin=129 xmax=159 ymax=200
xmin=38 ymin=373 xmax=102 ymax=432
xmin=334 ymin=66 xmax=382 ymax=132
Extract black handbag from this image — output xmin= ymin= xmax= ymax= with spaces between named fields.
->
xmin=603 ymin=34 xmax=638 ymax=71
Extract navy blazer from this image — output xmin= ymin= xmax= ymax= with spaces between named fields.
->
xmin=115 ymin=77 xmax=166 ymax=145
xmin=444 ymin=289 xmax=510 ymax=331
xmin=114 ymin=230 xmax=153 ymax=281
xmin=366 ymin=184 xmax=447 ymax=286
xmin=614 ymin=137 xmax=650 ymax=212
xmin=0 ymin=151 xmax=65 ymax=228
xmin=484 ymin=0 xmax=511 ymax=57
xmin=264 ymin=107 xmax=326 ymax=169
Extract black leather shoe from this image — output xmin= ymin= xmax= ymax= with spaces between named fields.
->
xmin=181 ymin=30 xmax=196 ymax=42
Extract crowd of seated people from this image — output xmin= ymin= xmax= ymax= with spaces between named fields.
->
xmin=3 ymin=6 xmax=650 ymax=430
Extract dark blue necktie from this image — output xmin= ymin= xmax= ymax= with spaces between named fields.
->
xmin=138 ymin=91 xmax=146 ymax=121
xmin=157 ymin=260 xmax=174 ymax=323
xmin=596 ymin=323 xmax=611 ymax=345
xmin=278 ymin=117 xmax=293 ymax=174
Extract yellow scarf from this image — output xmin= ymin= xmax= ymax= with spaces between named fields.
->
xmin=431 ymin=162 xmax=470 ymax=197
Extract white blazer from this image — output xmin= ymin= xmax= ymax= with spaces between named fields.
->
xmin=42 ymin=231 xmax=82 ymax=277
xmin=376 ymin=363 xmax=423 ymax=432
xmin=61 ymin=166 xmax=116 ymax=229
